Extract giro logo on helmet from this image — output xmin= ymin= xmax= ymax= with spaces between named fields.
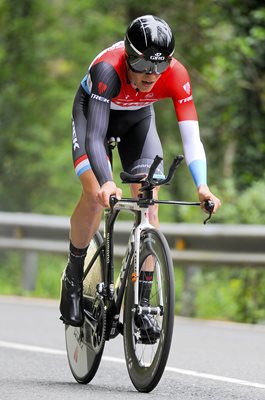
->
xmin=150 ymin=53 xmax=165 ymax=61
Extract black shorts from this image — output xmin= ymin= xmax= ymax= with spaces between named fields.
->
xmin=72 ymin=85 xmax=164 ymax=178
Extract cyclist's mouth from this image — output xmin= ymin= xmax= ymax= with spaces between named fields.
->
xmin=142 ymin=80 xmax=155 ymax=87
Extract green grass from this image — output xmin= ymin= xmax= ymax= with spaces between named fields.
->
xmin=0 ymin=251 xmax=65 ymax=299
xmin=1 ymin=252 xmax=265 ymax=324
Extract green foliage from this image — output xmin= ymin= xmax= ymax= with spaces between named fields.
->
xmin=0 ymin=252 xmax=22 ymax=295
xmin=193 ymin=267 xmax=265 ymax=324
xmin=0 ymin=1 xmax=265 ymax=322
xmin=1 ymin=0 xmax=264 ymax=218
xmin=2 ymin=253 xmax=265 ymax=324
xmin=0 ymin=252 xmax=65 ymax=298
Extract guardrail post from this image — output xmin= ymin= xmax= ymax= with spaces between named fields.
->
xmin=180 ymin=265 xmax=200 ymax=317
xmin=21 ymin=251 xmax=39 ymax=291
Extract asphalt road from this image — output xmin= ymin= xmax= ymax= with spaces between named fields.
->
xmin=0 ymin=296 xmax=265 ymax=400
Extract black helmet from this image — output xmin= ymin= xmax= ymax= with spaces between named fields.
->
xmin=125 ymin=15 xmax=175 ymax=74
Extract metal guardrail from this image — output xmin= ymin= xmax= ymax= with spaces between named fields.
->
xmin=0 ymin=211 xmax=265 ymax=292
xmin=1 ymin=212 xmax=265 ymax=264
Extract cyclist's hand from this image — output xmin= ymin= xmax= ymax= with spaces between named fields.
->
xmin=96 ymin=181 xmax=122 ymax=208
xmin=197 ymin=184 xmax=221 ymax=213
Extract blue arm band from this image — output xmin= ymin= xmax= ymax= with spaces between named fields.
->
xmin=188 ymin=159 xmax=207 ymax=188
xmin=81 ymin=75 xmax=90 ymax=94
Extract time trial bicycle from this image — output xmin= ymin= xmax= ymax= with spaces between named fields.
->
xmin=63 ymin=155 xmax=214 ymax=392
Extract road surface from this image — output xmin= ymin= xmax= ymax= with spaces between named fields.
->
xmin=0 ymin=296 xmax=265 ymax=399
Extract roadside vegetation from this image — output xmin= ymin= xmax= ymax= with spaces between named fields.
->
xmin=0 ymin=0 xmax=264 ymax=323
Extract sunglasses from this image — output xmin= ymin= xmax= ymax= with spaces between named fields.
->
xmin=127 ymin=56 xmax=171 ymax=75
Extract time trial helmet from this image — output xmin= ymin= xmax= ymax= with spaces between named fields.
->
xmin=125 ymin=15 xmax=175 ymax=74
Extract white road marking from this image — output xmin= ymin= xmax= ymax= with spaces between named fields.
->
xmin=165 ymin=366 xmax=265 ymax=389
xmin=0 ymin=340 xmax=66 ymax=356
xmin=0 ymin=340 xmax=264 ymax=390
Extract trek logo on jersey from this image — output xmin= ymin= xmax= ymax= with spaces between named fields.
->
xmin=178 ymin=95 xmax=193 ymax=104
xmin=150 ymin=53 xmax=165 ymax=61
xmin=183 ymin=82 xmax=191 ymax=95
xmin=72 ymin=120 xmax=80 ymax=151
xmin=91 ymin=93 xmax=110 ymax=103
xmin=98 ymin=81 xmax=108 ymax=95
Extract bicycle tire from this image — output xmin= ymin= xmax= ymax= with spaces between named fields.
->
xmin=123 ymin=228 xmax=175 ymax=392
xmin=65 ymin=232 xmax=106 ymax=384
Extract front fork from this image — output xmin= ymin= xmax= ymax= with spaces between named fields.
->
xmin=133 ymin=208 xmax=165 ymax=318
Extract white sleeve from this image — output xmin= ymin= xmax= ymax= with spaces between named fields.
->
xmin=178 ymin=120 xmax=207 ymax=187
xmin=178 ymin=120 xmax=206 ymax=165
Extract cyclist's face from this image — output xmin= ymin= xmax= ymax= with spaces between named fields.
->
xmin=128 ymin=68 xmax=161 ymax=92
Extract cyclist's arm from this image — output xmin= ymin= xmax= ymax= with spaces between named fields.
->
xmin=85 ymin=61 xmax=121 ymax=186
xmin=177 ymin=117 xmax=221 ymax=212
xmin=170 ymin=64 xmax=207 ymax=188
xmin=170 ymin=64 xmax=221 ymax=212
xmin=178 ymin=120 xmax=207 ymax=188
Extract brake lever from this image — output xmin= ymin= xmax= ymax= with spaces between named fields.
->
xmin=203 ymin=200 xmax=215 ymax=224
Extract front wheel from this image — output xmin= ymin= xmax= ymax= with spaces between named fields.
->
xmin=123 ymin=229 xmax=175 ymax=392
xmin=65 ymin=232 xmax=105 ymax=384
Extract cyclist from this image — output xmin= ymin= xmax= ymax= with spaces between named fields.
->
xmin=60 ymin=15 xmax=221 ymax=327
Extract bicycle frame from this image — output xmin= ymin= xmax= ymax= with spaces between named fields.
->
xmin=82 ymin=155 xmax=214 ymax=340
xmin=111 ymin=198 xmax=202 ymax=315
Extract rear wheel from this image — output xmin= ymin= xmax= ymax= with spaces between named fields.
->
xmin=65 ymin=232 xmax=105 ymax=384
xmin=123 ymin=228 xmax=175 ymax=392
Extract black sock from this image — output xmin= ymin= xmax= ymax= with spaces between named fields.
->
xmin=65 ymin=241 xmax=89 ymax=282
xmin=139 ymin=271 xmax=154 ymax=306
